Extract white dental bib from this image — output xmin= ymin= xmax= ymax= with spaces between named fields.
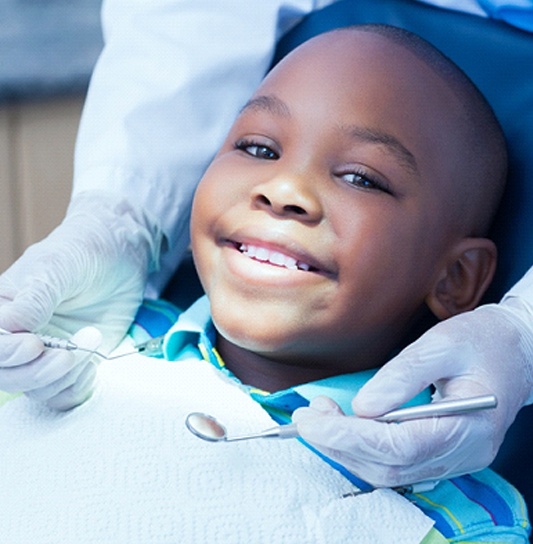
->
xmin=0 ymin=350 xmax=434 ymax=543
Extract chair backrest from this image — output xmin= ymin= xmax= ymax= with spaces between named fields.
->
xmin=274 ymin=0 xmax=533 ymax=304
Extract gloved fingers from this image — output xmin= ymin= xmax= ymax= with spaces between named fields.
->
xmin=0 ymin=326 xmax=101 ymax=397
xmin=295 ymin=411 xmax=493 ymax=487
xmin=37 ymin=327 xmax=101 ymax=410
xmin=293 ymin=395 xmax=345 ymax=422
xmin=0 ymin=350 xmax=79 ymax=394
xmin=0 ymin=332 xmax=44 ymax=368
xmin=47 ymin=281 xmax=142 ymax=351
xmin=69 ymin=326 xmax=103 ymax=355
xmin=44 ymin=362 xmax=97 ymax=411
xmin=28 ymin=326 xmax=102 ymax=401
xmin=26 ymin=359 xmax=97 ymax=410
xmin=431 ymin=376 xmax=495 ymax=404
xmin=0 ymin=274 xmax=61 ymax=334
xmin=24 ymin=358 xmax=94 ymax=401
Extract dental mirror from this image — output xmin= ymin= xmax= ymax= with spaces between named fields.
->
xmin=185 ymin=412 xmax=299 ymax=442
xmin=185 ymin=394 xmax=497 ymax=443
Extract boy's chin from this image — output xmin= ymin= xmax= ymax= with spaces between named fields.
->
xmin=215 ymin=321 xmax=293 ymax=354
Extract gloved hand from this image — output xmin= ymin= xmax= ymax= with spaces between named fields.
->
xmin=0 ymin=327 xmax=102 ymax=410
xmin=293 ymin=300 xmax=533 ymax=488
xmin=0 ymin=191 xmax=161 ymax=410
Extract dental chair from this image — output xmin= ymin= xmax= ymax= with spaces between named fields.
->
xmin=164 ymin=0 xmax=533 ymax=513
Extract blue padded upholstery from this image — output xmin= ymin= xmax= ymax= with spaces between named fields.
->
xmin=272 ymin=0 xmax=533 ymax=513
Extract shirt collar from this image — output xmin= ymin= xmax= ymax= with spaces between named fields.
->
xmin=163 ymin=295 xmax=212 ymax=359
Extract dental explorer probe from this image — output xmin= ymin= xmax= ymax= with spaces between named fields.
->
xmin=0 ymin=327 xmax=165 ymax=360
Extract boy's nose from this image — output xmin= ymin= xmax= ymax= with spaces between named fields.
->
xmin=251 ymin=175 xmax=323 ymax=222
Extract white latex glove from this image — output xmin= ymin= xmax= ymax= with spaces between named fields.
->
xmin=0 ymin=191 xmax=161 ymax=409
xmin=293 ymin=301 xmax=533 ymax=488
xmin=0 ymin=327 xmax=102 ymax=411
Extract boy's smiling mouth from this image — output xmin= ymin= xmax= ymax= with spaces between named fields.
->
xmin=217 ymin=229 xmax=338 ymax=280
xmin=237 ymin=243 xmax=315 ymax=272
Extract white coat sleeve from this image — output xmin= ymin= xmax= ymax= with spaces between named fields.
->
xmin=73 ymin=0 xmax=336 ymax=294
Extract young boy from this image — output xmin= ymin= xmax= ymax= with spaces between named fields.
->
xmin=0 ymin=25 xmax=528 ymax=543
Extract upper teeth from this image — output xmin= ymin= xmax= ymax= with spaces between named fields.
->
xmin=238 ymin=243 xmax=311 ymax=271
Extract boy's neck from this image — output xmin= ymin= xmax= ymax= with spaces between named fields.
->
xmin=213 ymin=306 xmax=437 ymax=392
xmin=215 ymin=334 xmax=366 ymax=392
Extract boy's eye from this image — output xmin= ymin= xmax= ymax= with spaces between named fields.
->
xmin=341 ymin=170 xmax=391 ymax=195
xmin=236 ymin=139 xmax=279 ymax=160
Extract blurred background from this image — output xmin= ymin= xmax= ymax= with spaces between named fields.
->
xmin=0 ymin=0 xmax=103 ymax=273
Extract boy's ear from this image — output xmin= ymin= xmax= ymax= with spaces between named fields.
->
xmin=425 ymin=238 xmax=497 ymax=320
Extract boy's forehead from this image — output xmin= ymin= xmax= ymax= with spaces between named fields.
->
xmin=264 ymin=29 xmax=435 ymax=92
xmin=253 ymin=28 xmax=460 ymax=146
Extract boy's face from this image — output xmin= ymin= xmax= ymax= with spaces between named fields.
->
xmin=191 ymin=31 xmax=468 ymax=382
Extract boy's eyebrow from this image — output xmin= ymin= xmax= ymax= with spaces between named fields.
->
xmin=343 ymin=125 xmax=419 ymax=176
xmin=241 ymin=95 xmax=419 ymax=177
xmin=240 ymin=95 xmax=291 ymax=118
